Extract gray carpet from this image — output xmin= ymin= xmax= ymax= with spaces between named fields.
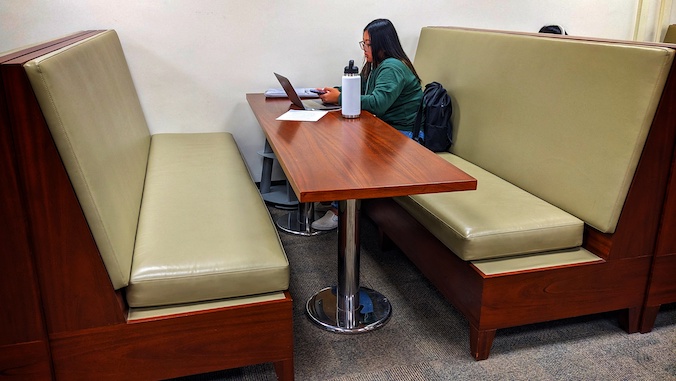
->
xmin=179 ymin=205 xmax=676 ymax=381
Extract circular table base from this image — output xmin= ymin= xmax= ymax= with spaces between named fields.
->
xmin=306 ymin=287 xmax=392 ymax=333
xmin=276 ymin=211 xmax=329 ymax=236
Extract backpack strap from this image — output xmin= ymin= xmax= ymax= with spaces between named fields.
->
xmin=412 ymin=90 xmax=425 ymax=143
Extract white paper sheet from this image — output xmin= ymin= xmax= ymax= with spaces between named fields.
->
xmin=276 ymin=110 xmax=328 ymax=122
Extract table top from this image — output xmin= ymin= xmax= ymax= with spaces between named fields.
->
xmin=247 ymin=93 xmax=476 ymax=203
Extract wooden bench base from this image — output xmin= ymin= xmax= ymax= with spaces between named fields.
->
xmin=640 ymin=138 xmax=676 ymax=333
xmin=50 ymin=293 xmax=293 ymax=380
xmin=364 ymin=197 xmax=651 ymax=360
xmin=640 ymin=254 xmax=676 ymax=333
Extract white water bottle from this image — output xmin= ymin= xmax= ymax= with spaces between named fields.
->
xmin=341 ymin=60 xmax=361 ymax=118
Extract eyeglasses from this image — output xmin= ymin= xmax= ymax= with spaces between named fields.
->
xmin=359 ymin=40 xmax=371 ymax=50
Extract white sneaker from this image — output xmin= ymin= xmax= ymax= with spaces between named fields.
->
xmin=312 ymin=210 xmax=338 ymax=231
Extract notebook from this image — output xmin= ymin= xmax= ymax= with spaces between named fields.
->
xmin=274 ymin=72 xmax=341 ymax=111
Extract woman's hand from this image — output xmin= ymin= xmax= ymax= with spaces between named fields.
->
xmin=318 ymin=87 xmax=341 ymax=104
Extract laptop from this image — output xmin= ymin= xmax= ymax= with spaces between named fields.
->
xmin=274 ymin=72 xmax=341 ymax=111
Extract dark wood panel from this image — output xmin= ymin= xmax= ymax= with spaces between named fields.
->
xmin=478 ymin=258 xmax=651 ymax=328
xmin=0 ymin=38 xmax=59 ymax=381
xmin=50 ymin=294 xmax=294 ymax=381
xmin=0 ymin=51 xmax=46 ymax=348
xmin=639 ymin=41 xmax=676 ymax=333
xmin=2 ymin=31 xmax=127 ymax=334
xmin=640 ymin=145 xmax=676 ymax=329
xmin=0 ymin=31 xmax=96 ymax=64
xmin=655 ymin=140 xmax=676 ymax=256
xmin=246 ymin=93 xmax=476 ymax=202
xmin=0 ymin=341 xmax=53 ymax=380
xmin=645 ymin=255 xmax=676 ymax=304
xmin=0 ymin=30 xmax=111 ymax=379
xmin=640 ymin=253 xmax=676 ymax=332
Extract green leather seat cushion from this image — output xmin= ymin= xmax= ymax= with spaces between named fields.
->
xmin=396 ymin=153 xmax=583 ymax=261
xmin=126 ymin=133 xmax=289 ymax=307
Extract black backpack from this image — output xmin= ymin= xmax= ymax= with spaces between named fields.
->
xmin=412 ymin=82 xmax=453 ymax=152
xmin=538 ymin=25 xmax=567 ymax=35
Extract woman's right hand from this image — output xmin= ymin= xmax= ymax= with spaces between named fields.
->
xmin=318 ymin=87 xmax=341 ymax=104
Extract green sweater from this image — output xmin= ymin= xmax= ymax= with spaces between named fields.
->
xmin=341 ymin=58 xmax=422 ymax=132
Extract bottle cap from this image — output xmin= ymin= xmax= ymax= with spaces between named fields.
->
xmin=344 ymin=59 xmax=358 ymax=74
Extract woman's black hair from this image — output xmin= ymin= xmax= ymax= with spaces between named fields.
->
xmin=361 ymin=18 xmax=420 ymax=84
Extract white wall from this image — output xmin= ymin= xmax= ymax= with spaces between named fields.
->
xmin=1 ymin=1 xmax=671 ymax=181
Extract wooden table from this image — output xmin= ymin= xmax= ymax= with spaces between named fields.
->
xmin=247 ymin=93 xmax=476 ymax=333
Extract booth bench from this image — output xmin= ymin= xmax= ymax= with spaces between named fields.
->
xmin=364 ymin=27 xmax=676 ymax=360
xmin=1 ymin=30 xmax=293 ymax=380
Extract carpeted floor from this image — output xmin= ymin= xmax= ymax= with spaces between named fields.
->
xmin=178 ymin=205 xmax=676 ymax=381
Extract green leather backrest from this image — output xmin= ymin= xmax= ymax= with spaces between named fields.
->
xmin=24 ymin=30 xmax=150 ymax=289
xmin=664 ymin=24 xmax=676 ymax=43
xmin=414 ymin=27 xmax=674 ymax=233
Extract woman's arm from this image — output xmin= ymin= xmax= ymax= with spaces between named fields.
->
xmin=360 ymin=64 xmax=407 ymax=115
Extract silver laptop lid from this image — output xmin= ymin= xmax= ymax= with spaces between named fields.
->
xmin=273 ymin=73 xmax=340 ymax=111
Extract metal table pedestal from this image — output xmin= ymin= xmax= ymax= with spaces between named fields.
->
xmin=305 ymin=199 xmax=392 ymax=333
xmin=276 ymin=202 xmax=327 ymax=236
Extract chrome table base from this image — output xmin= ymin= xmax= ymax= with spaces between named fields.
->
xmin=276 ymin=202 xmax=328 ymax=236
xmin=306 ymin=286 xmax=391 ymax=333
xmin=305 ymin=199 xmax=392 ymax=333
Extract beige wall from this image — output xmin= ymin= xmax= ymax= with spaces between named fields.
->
xmin=1 ymin=1 xmax=671 ymax=181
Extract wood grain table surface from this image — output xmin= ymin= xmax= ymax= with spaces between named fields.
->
xmin=246 ymin=93 xmax=477 ymax=203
